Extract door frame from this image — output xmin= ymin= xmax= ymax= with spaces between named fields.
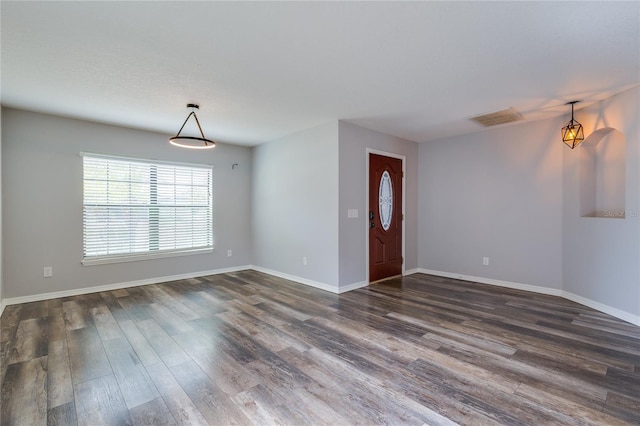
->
xmin=365 ymin=148 xmax=406 ymax=283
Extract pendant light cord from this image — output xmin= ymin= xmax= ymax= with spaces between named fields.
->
xmin=174 ymin=109 xmax=208 ymax=140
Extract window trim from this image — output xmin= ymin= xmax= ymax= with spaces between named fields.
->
xmin=80 ymin=152 xmax=214 ymax=266
xmin=80 ymin=152 xmax=213 ymax=170
xmin=81 ymin=247 xmax=214 ymax=266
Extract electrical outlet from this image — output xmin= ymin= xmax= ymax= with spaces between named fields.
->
xmin=227 ymin=249 xmax=233 ymax=257
xmin=302 ymin=257 xmax=308 ymax=266
xmin=483 ymin=257 xmax=490 ymax=266
xmin=43 ymin=267 xmax=53 ymax=278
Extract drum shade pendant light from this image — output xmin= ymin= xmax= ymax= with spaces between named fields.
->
xmin=169 ymin=104 xmax=216 ymax=149
xmin=561 ymin=101 xmax=584 ymax=149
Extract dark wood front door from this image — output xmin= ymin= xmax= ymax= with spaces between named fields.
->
xmin=369 ymin=153 xmax=403 ymax=282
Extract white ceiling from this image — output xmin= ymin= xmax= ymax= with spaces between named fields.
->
xmin=1 ymin=1 xmax=638 ymax=146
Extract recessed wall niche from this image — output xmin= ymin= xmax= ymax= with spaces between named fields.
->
xmin=579 ymin=128 xmax=626 ymax=218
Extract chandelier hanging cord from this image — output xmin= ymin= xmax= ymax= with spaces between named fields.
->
xmin=569 ymin=102 xmax=576 ymax=123
xmin=176 ymin=104 xmax=207 ymax=140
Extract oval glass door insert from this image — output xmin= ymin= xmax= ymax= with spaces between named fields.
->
xmin=379 ymin=170 xmax=393 ymax=231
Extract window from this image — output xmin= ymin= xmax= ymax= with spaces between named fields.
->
xmin=82 ymin=153 xmax=213 ymax=265
xmin=379 ymin=170 xmax=393 ymax=231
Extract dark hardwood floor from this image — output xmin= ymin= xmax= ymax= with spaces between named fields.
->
xmin=1 ymin=271 xmax=639 ymax=425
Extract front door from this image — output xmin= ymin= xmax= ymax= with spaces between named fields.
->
xmin=369 ymin=153 xmax=403 ymax=282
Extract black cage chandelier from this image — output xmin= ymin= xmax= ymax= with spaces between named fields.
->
xmin=561 ymin=101 xmax=584 ymax=149
xmin=169 ymin=104 xmax=216 ymax=149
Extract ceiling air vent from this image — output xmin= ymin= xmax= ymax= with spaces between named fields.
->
xmin=469 ymin=107 xmax=524 ymax=127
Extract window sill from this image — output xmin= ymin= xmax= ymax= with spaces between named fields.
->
xmin=82 ymin=247 xmax=214 ymax=266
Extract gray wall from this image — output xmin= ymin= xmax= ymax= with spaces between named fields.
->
xmin=2 ymin=108 xmax=252 ymax=299
xmin=338 ymin=121 xmax=419 ymax=288
xmin=0 ymin=109 xmax=3 ymax=307
xmin=252 ymin=122 xmax=340 ymax=288
xmin=418 ymin=116 xmax=564 ymax=290
xmin=418 ymin=86 xmax=640 ymax=321
xmin=563 ymin=87 xmax=640 ymax=317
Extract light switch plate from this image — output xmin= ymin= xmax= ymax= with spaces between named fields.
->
xmin=347 ymin=209 xmax=359 ymax=218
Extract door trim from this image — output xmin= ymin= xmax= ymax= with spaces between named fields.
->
xmin=365 ymin=148 xmax=406 ymax=284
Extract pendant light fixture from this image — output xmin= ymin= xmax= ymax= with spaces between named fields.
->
xmin=169 ymin=104 xmax=216 ymax=149
xmin=561 ymin=101 xmax=584 ymax=149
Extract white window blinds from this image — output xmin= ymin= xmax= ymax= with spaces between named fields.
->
xmin=82 ymin=153 xmax=213 ymax=265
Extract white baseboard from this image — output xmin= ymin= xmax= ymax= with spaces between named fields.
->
xmin=3 ymin=265 xmax=637 ymax=327
xmin=334 ymin=269 xmax=419 ymax=293
xmin=252 ymin=267 xmax=420 ymax=294
xmin=416 ymin=268 xmax=639 ymax=326
xmin=1 ymin=265 xmax=252 ymax=308
xmin=338 ymin=281 xmax=368 ymax=293
xmin=250 ymin=266 xmax=341 ymax=294
xmin=562 ymin=291 xmax=640 ymax=327
xmin=0 ymin=264 xmax=358 ymax=312
xmin=416 ymin=268 xmax=563 ymax=296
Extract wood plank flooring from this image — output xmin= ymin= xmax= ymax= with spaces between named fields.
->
xmin=1 ymin=271 xmax=639 ymax=425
